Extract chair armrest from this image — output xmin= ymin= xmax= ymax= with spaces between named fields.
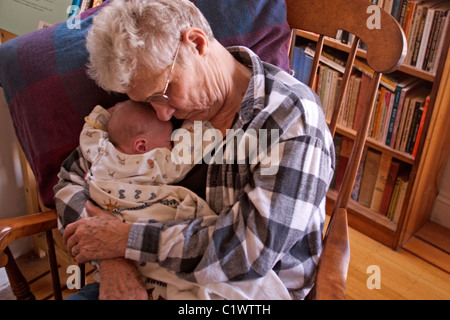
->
xmin=309 ymin=208 xmax=350 ymax=300
xmin=0 ymin=210 xmax=57 ymax=267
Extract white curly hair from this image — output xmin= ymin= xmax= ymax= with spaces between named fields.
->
xmin=86 ymin=0 xmax=214 ymax=93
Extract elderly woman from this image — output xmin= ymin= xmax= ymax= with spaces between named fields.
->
xmin=55 ymin=0 xmax=335 ymax=300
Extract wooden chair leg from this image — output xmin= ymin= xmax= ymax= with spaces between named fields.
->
xmin=3 ymin=246 xmax=35 ymax=300
xmin=46 ymin=230 xmax=62 ymax=300
xmin=79 ymin=263 xmax=86 ymax=288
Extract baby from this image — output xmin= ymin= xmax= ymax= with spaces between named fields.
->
xmin=79 ymin=100 xmax=291 ymax=300
xmin=81 ymin=100 xmax=211 ymax=224
xmin=107 ymin=100 xmax=174 ymax=155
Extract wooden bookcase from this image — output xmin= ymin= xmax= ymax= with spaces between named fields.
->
xmin=292 ymin=4 xmax=450 ymax=249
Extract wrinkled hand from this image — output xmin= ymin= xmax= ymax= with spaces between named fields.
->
xmin=99 ymin=258 xmax=148 ymax=300
xmin=64 ymin=200 xmax=131 ymax=264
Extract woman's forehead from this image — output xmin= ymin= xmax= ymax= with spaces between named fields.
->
xmin=128 ymin=69 xmax=169 ymax=101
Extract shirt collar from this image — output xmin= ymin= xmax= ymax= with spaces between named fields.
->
xmin=227 ymin=46 xmax=266 ymax=127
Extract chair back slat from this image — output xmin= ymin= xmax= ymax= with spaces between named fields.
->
xmin=308 ymin=34 xmax=325 ymax=88
xmin=329 ymin=38 xmax=360 ymax=137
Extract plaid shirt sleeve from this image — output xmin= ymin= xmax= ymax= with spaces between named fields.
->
xmin=54 ymin=146 xmax=91 ymax=233
xmin=125 ymin=47 xmax=335 ymax=299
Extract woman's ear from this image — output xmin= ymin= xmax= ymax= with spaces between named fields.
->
xmin=183 ymin=27 xmax=209 ymax=56
xmin=134 ymin=138 xmax=148 ymax=154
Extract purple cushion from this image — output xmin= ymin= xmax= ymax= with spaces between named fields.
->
xmin=0 ymin=0 xmax=291 ymax=207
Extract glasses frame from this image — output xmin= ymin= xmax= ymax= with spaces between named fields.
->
xmin=145 ymin=42 xmax=181 ymax=106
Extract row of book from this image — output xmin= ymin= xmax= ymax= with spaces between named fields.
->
xmin=331 ymin=0 xmax=449 ymax=74
xmin=395 ymin=0 xmax=449 ymax=73
xmin=332 ymin=135 xmax=410 ymax=223
xmin=292 ymin=44 xmax=431 ymax=157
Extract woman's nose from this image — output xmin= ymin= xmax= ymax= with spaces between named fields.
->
xmin=152 ymin=103 xmax=175 ymax=121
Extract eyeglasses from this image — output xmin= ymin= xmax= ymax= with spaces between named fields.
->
xmin=146 ymin=42 xmax=181 ymax=106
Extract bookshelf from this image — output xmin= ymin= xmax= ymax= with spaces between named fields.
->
xmin=291 ymin=0 xmax=450 ymax=249
xmin=297 ymin=30 xmax=436 ymax=82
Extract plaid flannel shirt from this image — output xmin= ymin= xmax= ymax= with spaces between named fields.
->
xmin=54 ymin=46 xmax=335 ymax=299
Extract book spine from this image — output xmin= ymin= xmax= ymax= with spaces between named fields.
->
xmin=429 ymin=12 xmax=449 ymax=73
xmin=406 ymin=100 xmax=423 ymax=154
xmin=412 ymin=96 xmax=430 ymax=157
xmin=411 ymin=7 xmax=428 ymax=67
xmin=352 ymin=73 xmax=371 ymax=130
xmin=370 ymin=153 xmax=393 ymax=212
xmin=405 ymin=4 xmax=423 ymax=65
xmin=334 ymin=137 xmax=353 ymax=192
xmin=385 ymin=85 xmax=402 ymax=146
xmin=379 ymin=160 xmax=401 ymax=216
xmin=387 ymin=177 xmax=401 ymax=220
xmin=423 ymin=11 xmax=440 ymax=71
xmin=351 ymin=147 xmax=367 ymax=201
xmin=391 ymin=0 xmax=402 ymax=20
xmin=416 ymin=9 xmax=435 ymax=69
xmin=397 ymin=0 xmax=408 ymax=27
xmin=399 ymin=97 xmax=415 ymax=151
xmin=392 ymin=179 xmax=408 ymax=223
xmin=358 ymin=149 xmax=382 ymax=207
xmin=425 ymin=10 xmax=444 ymax=71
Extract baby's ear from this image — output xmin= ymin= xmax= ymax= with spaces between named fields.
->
xmin=134 ymin=138 xmax=148 ymax=154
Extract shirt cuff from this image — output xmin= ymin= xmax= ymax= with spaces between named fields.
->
xmin=125 ymin=221 xmax=162 ymax=263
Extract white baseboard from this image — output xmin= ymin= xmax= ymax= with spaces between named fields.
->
xmin=0 ymin=269 xmax=15 ymax=300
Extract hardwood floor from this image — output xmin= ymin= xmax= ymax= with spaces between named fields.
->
xmin=6 ymin=221 xmax=450 ymax=300
xmin=346 ymin=222 xmax=450 ymax=300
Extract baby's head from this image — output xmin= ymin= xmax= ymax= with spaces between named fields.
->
xmin=108 ymin=100 xmax=173 ymax=154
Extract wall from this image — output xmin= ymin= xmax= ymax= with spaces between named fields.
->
xmin=0 ymin=88 xmax=32 ymax=296
xmin=430 ymin=153 xmax=450 ymax=229
xmin=0 ymin=89 xmax=31 ymax=254
xmin=0 ymin=268 xmax=15 ymax=299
